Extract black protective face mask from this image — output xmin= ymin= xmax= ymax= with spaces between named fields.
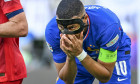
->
xmin=56 ymin=18 xmax=88 ymax=34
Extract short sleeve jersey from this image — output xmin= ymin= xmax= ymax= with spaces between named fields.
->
xmin=0 ymin=0 xmax=27 ymax=82
xmin=45 ymin=5 xmax=131 ymax=77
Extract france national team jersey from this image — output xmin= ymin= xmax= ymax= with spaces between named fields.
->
xmin=45 ymin=5 xmax=131 ymax=84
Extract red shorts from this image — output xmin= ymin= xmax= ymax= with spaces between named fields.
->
xmin=0 ymin=79 xmax=23 ymax=84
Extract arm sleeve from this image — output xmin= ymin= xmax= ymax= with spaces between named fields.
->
xmin=97 ymin=23 xmax=121 ymax=51
xmin=0 ymin=0 xmax=23 ymax=14
xmin=45 ymin=19 xmax=66 ymax=63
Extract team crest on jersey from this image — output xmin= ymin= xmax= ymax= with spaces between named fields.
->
xmin=46 ymin=42 xmax=53 ymax=52
xmin=4 ymin=0 xmax=11 ymax=2
xmin=106 ymin=34 xmax=119 ymax=47
xmin=87 ymin=47 xmax=99 ymax=54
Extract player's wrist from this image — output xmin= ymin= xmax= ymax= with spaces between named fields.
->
xmin=76 ymin=50 xmax=87 ymax=61
xmin=67 ymin=56 xmax=75 ymax=61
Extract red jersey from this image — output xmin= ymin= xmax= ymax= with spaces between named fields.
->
xmin=0 ymin=0 xmax=27 ymax=82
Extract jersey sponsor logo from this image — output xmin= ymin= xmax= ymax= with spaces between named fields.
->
xmin=106 ymin=34 xmax=119 ymax=47
xmin=46 ymin=42 xmax=53 ymax=52
xmin=117 ymin=77 xmax=128 ymax=82
xmin=4 ymin=0 xmax=11 ymax=2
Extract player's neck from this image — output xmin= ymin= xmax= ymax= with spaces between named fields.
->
xmin=83 ymin=18 xmax=89 ymax=36
xmin=83 ymin=27 xmax=88 ymax=36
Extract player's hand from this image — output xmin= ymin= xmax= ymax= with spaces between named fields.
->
xmin=60 ymin=32 xmax=83 ymax=58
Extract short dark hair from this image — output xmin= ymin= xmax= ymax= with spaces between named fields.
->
xmin=56 ymin=0 xmax=85 ymax=19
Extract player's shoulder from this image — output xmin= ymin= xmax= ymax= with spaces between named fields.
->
xmin=0 ymin=0 xmax=20 ymax=4
xmin=46 ymin=16 xmax=57 ymax=28
xmin=85 ymin=5 xmax=119 ymax=26
xmin=85 ymin=5 xmax=117 ymax=18
xmin=85 ymin=5 xmax=103 ymax=10
xmin=45 ymin=16 xmax=58 ymax=35
xmin=45 ymin=16 xmax=60 ymax=43
xmin=0 ymin=0 xmax=23 ymax=14
xmin=84 ymin=5 xmax=106 ymax=13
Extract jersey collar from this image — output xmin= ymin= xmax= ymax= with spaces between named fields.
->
xmin=83 ymin=14 xmax=90 ymax=40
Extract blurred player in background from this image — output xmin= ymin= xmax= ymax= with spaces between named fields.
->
xmin=45 ymin=0 xmax=131 ymax=84
xmin=0 ymin=0 xmax=28 ymax=84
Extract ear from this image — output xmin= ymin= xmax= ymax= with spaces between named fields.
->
xmin=84 ymin=14 xmax=88 ymax=20
xmin=83 ymin=14 xmax=88 ymax=23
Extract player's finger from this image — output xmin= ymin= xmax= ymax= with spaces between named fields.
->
xmin=60 ymin=36 xmax=62 ymax=43
xmin=61 ymin=39 xmax=66 ymax=50
xmin=61 ymin=39 xmax=71 ymax=51
xmin=60 ymin=33 xmax=63 ymax=38
xmin=60 ymin=35 xmax=67 ymax=50
xmin=63 ymin=34 xmax=73 ymax=46
xmin=60 ymin=38 xmax=62 ymax=46
xmin=73 ymin=35 xmax=79 ymax=43
xmin=62 ymin=39 xmax=73 ymax=52
xmin=67 ymin=35 xmax=75 ymax=43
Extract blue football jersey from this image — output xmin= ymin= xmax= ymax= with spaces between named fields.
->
xmin=45 ymin=5 xmax=131 ymax=84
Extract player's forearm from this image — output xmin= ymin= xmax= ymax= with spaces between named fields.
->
xmin=81 ymin=55 xmax=112 ymax=83
xmin=0 ymin=20 xmax=28 ymax=37
xmin=59 ymin=57 xmax=77 ymax=84
xmin=0 ymin=12 xmax=28 ymax=37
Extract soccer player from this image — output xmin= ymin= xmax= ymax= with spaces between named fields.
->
xmin=0 ymin=0 xmax=28 ymax=84
xmin=45 ymin=0 xmax=131 ymax=84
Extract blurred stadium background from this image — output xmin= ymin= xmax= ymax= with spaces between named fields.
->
xmin=19 ymin=0 xmax=139 ymax=84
